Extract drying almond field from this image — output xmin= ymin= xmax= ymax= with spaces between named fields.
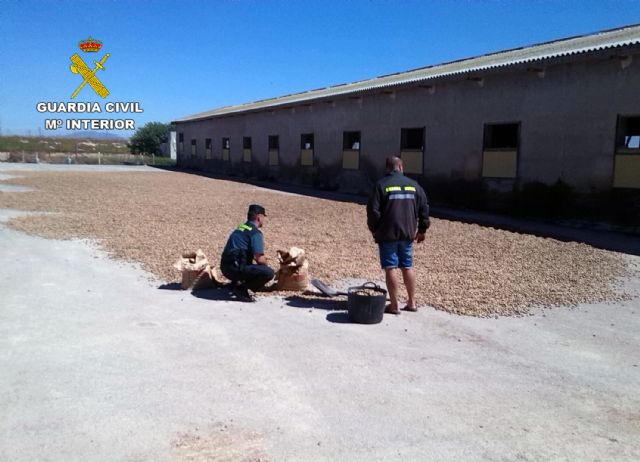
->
xmin=0 ymin=169 xmax=635 ymax=316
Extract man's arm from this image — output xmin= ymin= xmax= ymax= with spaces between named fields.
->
xmin=366 ymin=184 xmax=383 ymax=234
xmin=254 ymin=253 xmax=268 ymax=265
xmin=251 ymin=232 xmax=269 ymax=266
xmin=415 ymin=186 xmax=430 ymax=242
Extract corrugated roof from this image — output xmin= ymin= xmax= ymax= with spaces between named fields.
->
xmin=174 ymin=23 xmax=640 ymax=123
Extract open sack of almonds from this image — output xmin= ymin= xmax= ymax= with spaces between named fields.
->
xmin=275 ymin=247 xmax=310 ymax=291
xmin=173 ymin=249 xmax=223 ymax=290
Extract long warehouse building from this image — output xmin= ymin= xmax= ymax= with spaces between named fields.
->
xmin=173 ymin=24 xmax=640 ymax=218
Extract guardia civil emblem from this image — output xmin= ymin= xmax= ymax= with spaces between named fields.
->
xmin=69 ymin=37 xmax=110 ymax=99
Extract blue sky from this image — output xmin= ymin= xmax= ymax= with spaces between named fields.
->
xmin=1 ymin=0 xmax=639 ymax=137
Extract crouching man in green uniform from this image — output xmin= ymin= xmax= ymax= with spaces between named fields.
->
xmin=220 ymin=204 xmax=275 ymax=302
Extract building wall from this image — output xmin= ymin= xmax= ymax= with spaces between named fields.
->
xmin=175 ymin=46 xmax=640 ymax=194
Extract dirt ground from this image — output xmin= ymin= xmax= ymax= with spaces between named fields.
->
xmin=2 ymin=165 xmax=640 ymax=461
xmin=0 ymin=168 xmax=634 ymax=316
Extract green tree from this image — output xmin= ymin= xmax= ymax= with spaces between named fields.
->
xmin=129 ymin=122 xmax=171 ymax=156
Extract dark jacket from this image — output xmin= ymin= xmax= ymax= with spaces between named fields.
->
xmin=367 ymin=171 xmax=430 ymax=243
xmin=220 ymin=221 xmax=264 ymax=268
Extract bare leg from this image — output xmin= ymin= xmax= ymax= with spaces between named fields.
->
xmin=384 ymin=268 xmax=400 ymax=314
xmin=401 ymin=267 xmax=417 ymax=311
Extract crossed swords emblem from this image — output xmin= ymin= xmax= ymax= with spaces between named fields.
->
xmin=69 ymin=53 xmax=110 ymax=99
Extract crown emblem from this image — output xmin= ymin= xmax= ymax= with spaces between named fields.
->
xmin=78 ymin=36 xmax=102 ymax=53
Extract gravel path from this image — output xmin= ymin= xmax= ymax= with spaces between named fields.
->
xmin=0 ymin=168 xmax=634 ymax=316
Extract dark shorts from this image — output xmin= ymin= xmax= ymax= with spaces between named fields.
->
xmin=378 ymin=240 xmax=413 ymax=269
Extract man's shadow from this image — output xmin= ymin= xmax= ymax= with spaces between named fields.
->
xmin=158 ymin=282 xmax=241 ymax=301
xmin=284 ymin=295 xmax=351 ymax=323
xmin=190 ymin=285 xmax=240 ymax=301
xmin=159 ymin=283 xmax=352 ymax=322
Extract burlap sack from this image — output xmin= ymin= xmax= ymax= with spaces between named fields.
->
xmin=190 ymin=264 xmax=222 ymax=290
xmin=276 ymin=247 xmax=306 ymax=266
xmin=275 ymin=247 xmax=310 ymax=291
xmin=173 ymin=250 xmax=222 ymax=290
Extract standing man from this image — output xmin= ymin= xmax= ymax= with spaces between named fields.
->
xmin=367 ymin=156 xmax=430 ymax=314
xmin=220 ymin=204 xmax=275 ymax=302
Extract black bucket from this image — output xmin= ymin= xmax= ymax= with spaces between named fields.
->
xmin=347 ymin=282 xmax=387 ymax=324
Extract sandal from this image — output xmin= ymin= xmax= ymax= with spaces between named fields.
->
xmin=402 ymin=305 xmax=418 ymax=312
xmin=385 ymin=304 xmax=401 ymax=315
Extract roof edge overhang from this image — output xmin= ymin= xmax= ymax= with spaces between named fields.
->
xmin=172 ymin=23 xmax=640 ymax=124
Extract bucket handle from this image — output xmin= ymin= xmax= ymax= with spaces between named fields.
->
xmin=348 ymin=281 xmax=386 ymax=295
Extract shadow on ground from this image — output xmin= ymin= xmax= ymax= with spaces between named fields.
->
xmin=284 ymin=294 xmax=347 ymax=311
xmin=325 ymin=312 xmax=352 ymax=323
xmin=161 ymin=166 xmax=640 ymax=256
xmin=154 ymin=166 xmax=366 ymax=205
xmin=190 ymin=286 xmax=239 ymax=302
xmin=154 ymin=282 xmax=382 ymax=322
xmin=285 ymin=295 xmax=353 ymax=323
xmin=158 ymin=282 xmax=253 ymax=302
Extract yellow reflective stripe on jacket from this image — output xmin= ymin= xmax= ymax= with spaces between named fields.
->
xmin=236 ymin=223 xmax=252 ymax=232
xmin=404 ymin=186 xmax=416 ymax=192
xmin=384 ymin=186 xmax=402 ymax=192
